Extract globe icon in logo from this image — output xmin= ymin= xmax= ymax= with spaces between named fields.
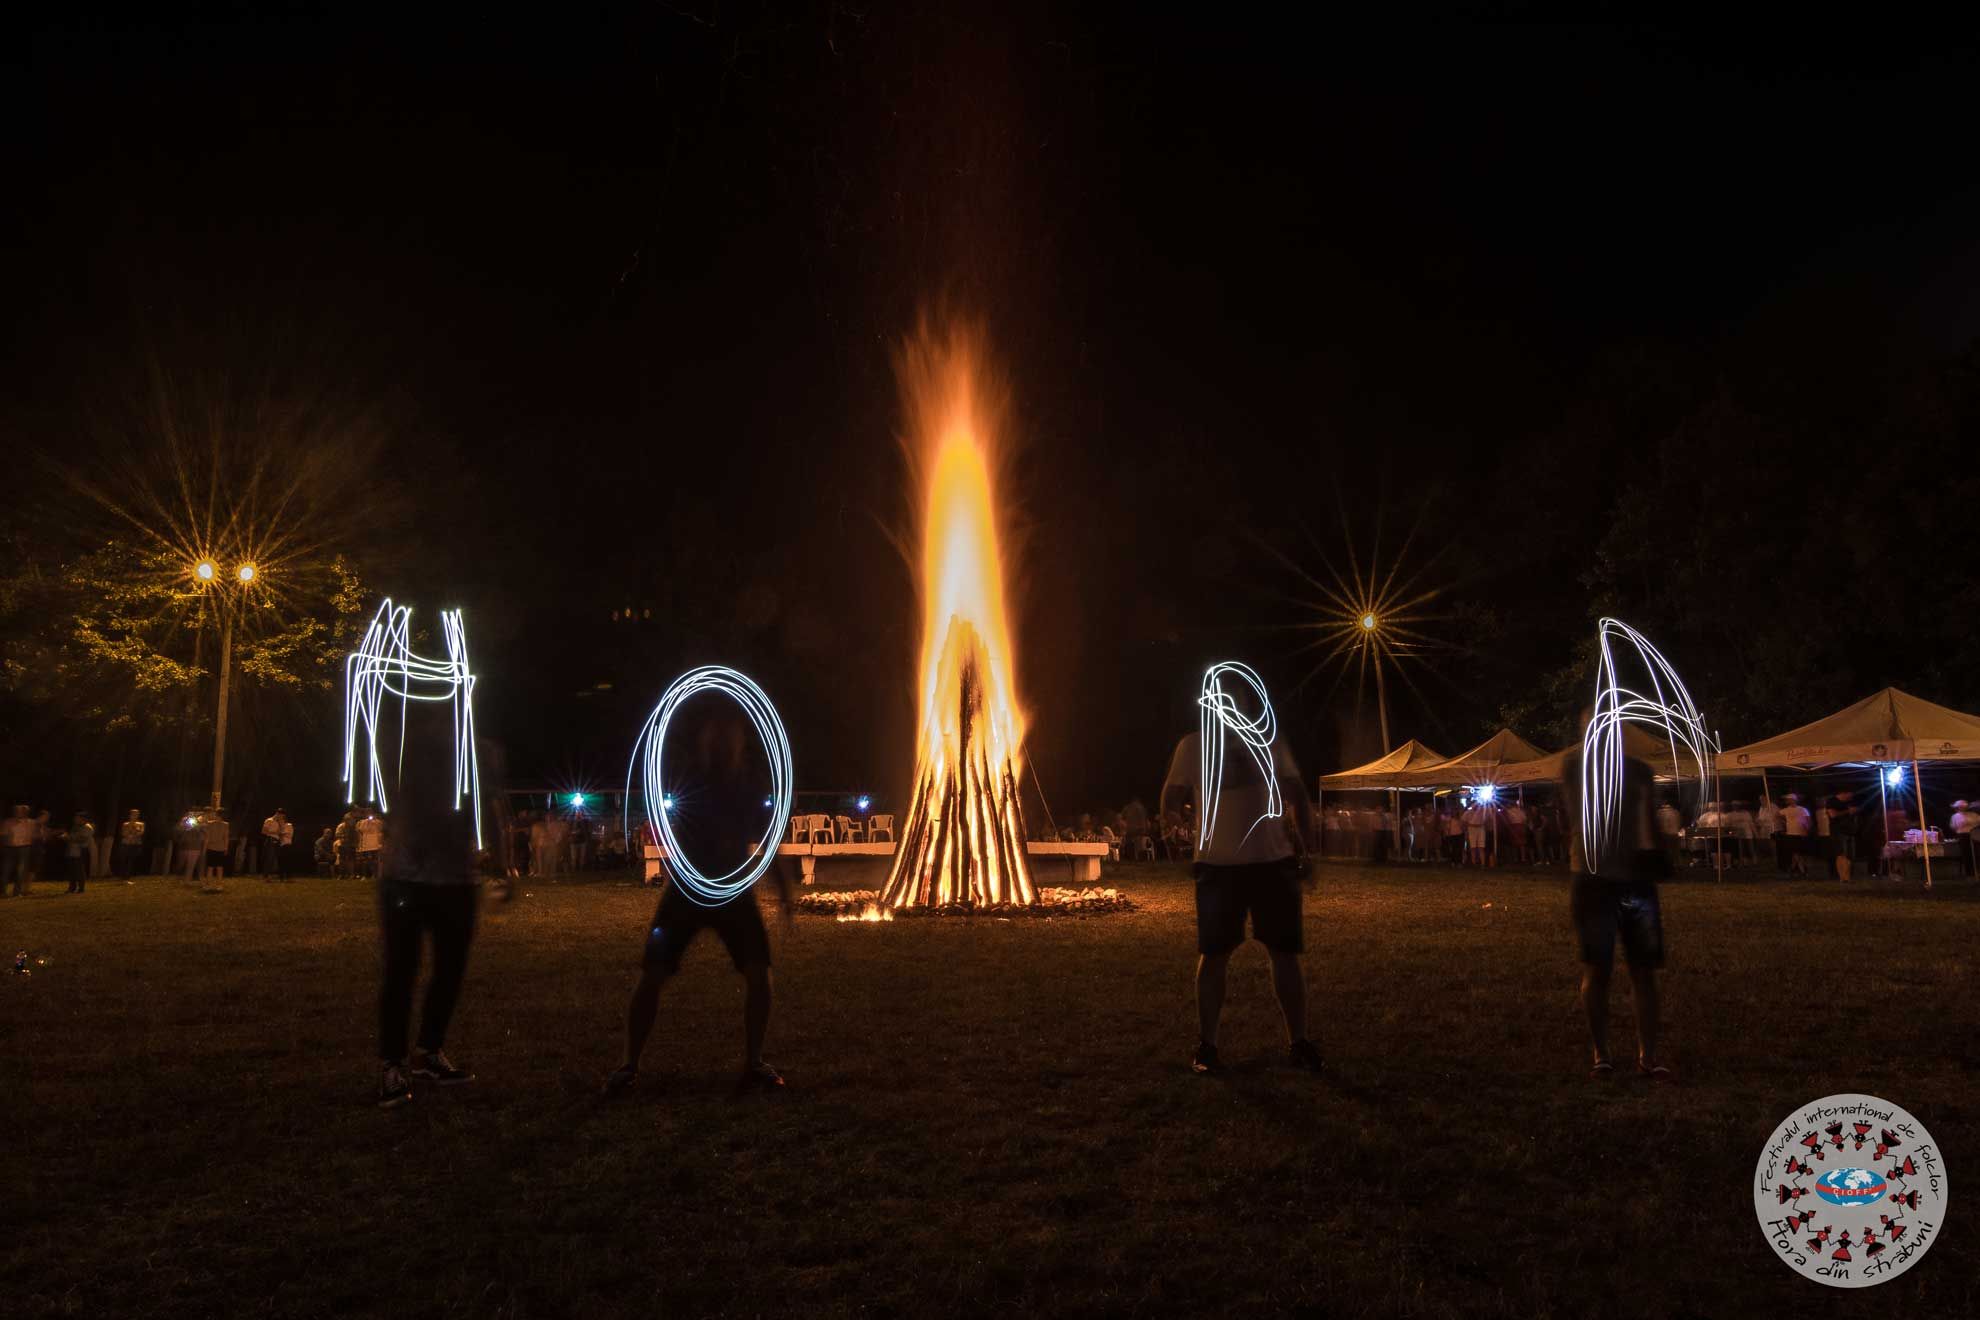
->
xmin=1815 ymin=1167 xmax=1887 ymax=1207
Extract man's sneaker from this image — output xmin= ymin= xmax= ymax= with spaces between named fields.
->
xmin=409 ymin=1050 xmax=474 ymax=1085
xmin=377 ymin=1063 xmax=413 ymax=1109
xmin=603 ymin=1064 xmax=639 ymax=1095
xmin=738 ymin=1060 xmax=785 ymax=1091
xmin=1287 ymin=1038 xmax=1325 ymax=1073
xmin=1190 ymin=1042 xmax=1222 ymax=1075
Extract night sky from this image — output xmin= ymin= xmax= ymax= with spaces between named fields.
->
xmin=10 ymin=9 xmax=1980 ymax=819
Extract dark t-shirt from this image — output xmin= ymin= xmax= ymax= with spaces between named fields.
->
xmin=379 ymin=708 xmax=478 ymax=885
xmin=1560 ymin=749 xmax=1660 ymax=881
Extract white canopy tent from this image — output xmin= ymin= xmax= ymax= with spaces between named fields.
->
xmin=1388 ymin=728 xmax=1550 ymax=790
xmin=1496 ymin=723 xmax=1696 ymax=787
xmin=1715 ymin=687 xmax=1980 ymax=888
xmin=1316 ymin=739 xmax=1448 ymax=792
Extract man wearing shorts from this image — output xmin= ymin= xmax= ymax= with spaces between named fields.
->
xmin=607 ymin=708 xmax=796 ymax=1093
xmin=1162 ymin=724 xmax=1323 ymax=1076
xmin=1560 ymin=717 xmax=1670 ymax=1083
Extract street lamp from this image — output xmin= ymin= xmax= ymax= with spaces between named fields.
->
xmin=191 ymin=557 xmax=260 ymax=809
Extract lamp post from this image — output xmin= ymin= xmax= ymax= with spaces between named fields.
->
xmin=193 ymin=558 xmax=259 ymax=809
xmin=1360 ymin=612 xmax=1402 ymax=852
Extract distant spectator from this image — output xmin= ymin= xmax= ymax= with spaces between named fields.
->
xmin=1462 ymin=798 xmax=1490 ymax=866
xmin=202 ymin=810 xmax=231 ymax=884
xmin=357 ymin=809 xmax=385 ymax=877
xmin=4 ymin=804 xmax=37 ymax=896
xmin=1727 ymin=801 xmax=1756 ymax=865
xmin=314 ymin=827 xmax=336 ymax=873
xmin=1950 ymin=799 xmax=1980 ymax=877
xmin=65 ymin=812 xmax=95 ymax=893
xmin=261 ymin=809 xmax=290 ymax=881
xmin=1779 ymin=794 xmax=1812 ymax=876
xmin=1655 ymin=799 xmax=1682 ymax=872
xmin=335 ymin=810 xmax=358 ymax=878
xmin=1442 ymin=804 xmax=1464 ymax=864
xmin=115 ymin=809 xmax=145 ymax=881
xmin=1505 ymin=800 xmax=1531 ymax=864
xmin=29 ymin=809 xmax=52 ymax=881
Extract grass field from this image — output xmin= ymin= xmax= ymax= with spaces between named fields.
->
xmin=4 ymin=862 xmax=1975 ymax=1318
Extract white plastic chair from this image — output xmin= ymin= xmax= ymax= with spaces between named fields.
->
xmin=789 ymin=815 xmax=811 ymax=844
xmin=810 ymin=813 xmax=833 ymax=844
xmin=868 ymin=814 xmax=895 ymax=843
xmin=835 ymin=814 xmax=864 ymax=843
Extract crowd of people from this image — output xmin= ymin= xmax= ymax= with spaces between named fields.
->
xmin=0 ymin=797 xmax=647 ymax=896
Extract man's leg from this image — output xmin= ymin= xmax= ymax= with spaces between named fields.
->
xmin=1195 ymin=952 xmax=1231 ymax=1047
xmin=377 ymin=881 xmax=424 ymax=1064
xmin=1626 ymin=963 xmax=1661 ymax=1067
xmin=1579 ymin=961 xmax=1612 ymax=1064
xmin=621 ymin=964 xmax=673 ymax=1071
xmin=413 ymin=887 xmax=478 ymax=1056
xmin=1267 ymin=950 xmax=1307 ymax=1043
xmin=742 ymin=961 xmax=773 ymax=1069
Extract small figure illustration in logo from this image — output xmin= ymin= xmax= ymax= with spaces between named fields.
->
xmin=1890 ymin=1189 xmax=1921 ymax=1210
xmin=1874 ymin=1129 xmax=1902 ymax=1161
xmin=1779 ymin=1183 xmax=1809 ymax=1205
xmin=1885 ymin=1155 xmax=1917 ymax=1187
xmin=1879 ymin=1214 xmax=1908 ymax=1241
xmin=1799 ymin=1131 xmax=1829 ymax=1162
xmin=1860 ymin=1227 xmax=1887 ymax=1260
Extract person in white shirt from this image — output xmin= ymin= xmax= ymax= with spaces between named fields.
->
xmin=1163 ymin=714 xmax=1323 ymax=1077
xmin=1462 ymin=798 xmax=1491 ymax=866
xmin=261 ymin=810 xmax=289 ymax=880
xmin=1779 ymin=795 xmax=1812 ymax=876
xmin=3 ymin=804 xmax=37 ymax=896
xmin=1654 ymin=799 xmax=1682 ymax=871
xmin=1950 ymin=800 xmax=1980 ymax=877
xmin=356 ymin=810 xmax=384 ymax=877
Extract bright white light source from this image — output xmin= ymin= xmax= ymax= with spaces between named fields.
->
xmin=194 ymin=560 xmax=217 ymax=582
xmin=626 ymin=665 xmax=793 ymax=906
xmin=1197 ymin=661 xmax=1282 ymax=852
xmin=1360 ymin=613 xmax=1377 ymax=631
xmin=342 ymin=599 xmax=484 ymax=848
xmin=569 ymin=792 xmax=586 ymax=808
xmin=1885 ymin=765 xmax=1905 ymax=788
xmin=236 ymin=562 xmax=257 ymax=584
xmin=1580 ymin=618 xmax=1712 ymax=872
xmin=1474 ymin=783 xmax=1497 ymax=804
xmin=857 ymin=795 xmax=871 ymax=812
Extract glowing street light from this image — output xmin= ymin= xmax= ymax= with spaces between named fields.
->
xmin=1360 ymin=612 xmax=1377 ymax=631
xmin=193 ymin=559 xmax=217 ymax=582
xmin=236 ymin=562 xmax=257 ymax=584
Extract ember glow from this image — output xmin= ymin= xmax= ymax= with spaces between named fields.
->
xmin=880 ymin=323 xmax=1035 ymax=908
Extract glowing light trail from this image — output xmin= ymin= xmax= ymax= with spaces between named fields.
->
xmin=625 ymin=666 xmax=794 ymax=907
xmin=1197 ymin=661 xmax=1283 ymax=852
xmin=1579 ymin=618 xmax=1713 ymax=870
xmin=342 ymin=599 xmax=484 ymax=847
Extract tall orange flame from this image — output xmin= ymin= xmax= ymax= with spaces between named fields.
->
xmin=881 ymin=322 xmax=1035 ymax=907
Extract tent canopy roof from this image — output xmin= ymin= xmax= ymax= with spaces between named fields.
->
xmin=1386 ymin=728 xmax=1549 ymax=789
xmin=1716 ymin=687 xmax=1980 ymax=771
xmin=1496 ymin=722 xmax=1706 ymax=786
xmin=1317 ymin=739 xmax=1448 ymax=790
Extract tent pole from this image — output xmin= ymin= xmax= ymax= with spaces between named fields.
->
xmin=1913 ymin=759 xmax=1932 ymax=891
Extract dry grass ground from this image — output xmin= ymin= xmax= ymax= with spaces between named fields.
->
xmin=3 ymin=862 xmax=1975 ymax=1318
